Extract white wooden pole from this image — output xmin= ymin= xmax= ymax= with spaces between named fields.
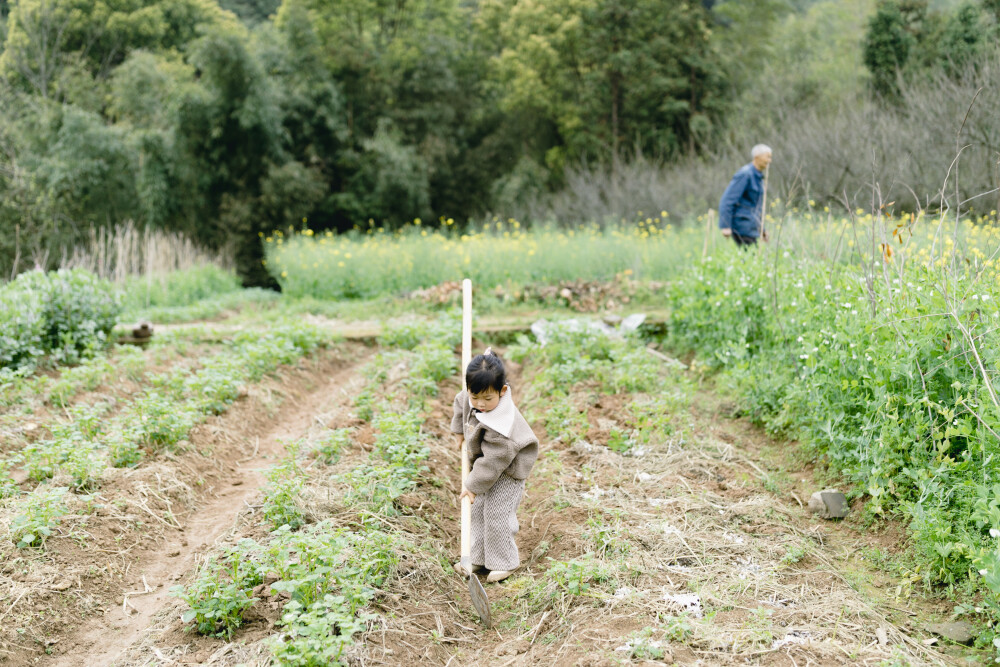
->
xmin=460 ymin=278 xmax=472 ymax=572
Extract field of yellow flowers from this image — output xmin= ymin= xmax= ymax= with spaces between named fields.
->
xmin=262 ymin=215 xmax=699 ymax=299
xmin=264 ymin=208 xmax=1000 ymax=300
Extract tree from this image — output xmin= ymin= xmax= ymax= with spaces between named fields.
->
xmin=0 ymin=0 xmax=229 ymax=97
xmin=863 ymin=0 xmax=916 ymax=99
xmin=481 ymin=0 xmax=726 ymax=168
xmin=173 ymin=25 xmax=284 ymax=283
xmin=937 ymin=2 xmax=988 ymax=75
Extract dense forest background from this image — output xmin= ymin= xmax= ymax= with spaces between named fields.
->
xmin=0 ymin=0 xmax=999 ymax=283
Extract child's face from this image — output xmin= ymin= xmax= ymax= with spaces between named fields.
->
xmin=470 ymin=385 xmax=506 ymax=412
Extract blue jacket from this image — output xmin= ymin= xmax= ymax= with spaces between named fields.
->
xmin=718 ymin=163 xmax=764 ymax=237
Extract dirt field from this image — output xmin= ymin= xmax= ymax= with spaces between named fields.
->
xmin=0 ymin=319 xmax=984 ymax=666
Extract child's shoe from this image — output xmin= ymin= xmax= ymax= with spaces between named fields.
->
xmin=486 ymin=569 xmax=514 ymax=583
xmin=453 ymin=561 xmax=486 ymax=577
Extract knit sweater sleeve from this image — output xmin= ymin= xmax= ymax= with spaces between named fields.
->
xmin=450 ymin=391 xmax=465 ymax=435
xmin=464 ymin=428 xmax=522 ymax=495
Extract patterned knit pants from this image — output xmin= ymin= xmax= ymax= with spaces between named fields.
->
xmin=471 ymin=474 xmax=525 ymax=572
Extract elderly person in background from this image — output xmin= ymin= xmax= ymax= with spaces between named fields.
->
xmin=719 ymin=144 xmax=772 ymax=246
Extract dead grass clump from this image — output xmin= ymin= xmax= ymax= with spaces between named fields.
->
xmin=62 ymin=220 xmax=231 ymax=282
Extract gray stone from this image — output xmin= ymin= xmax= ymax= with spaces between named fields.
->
xmin=924 ymin=621 xmax=976 ymax=645
xmin=807 ymin=489 xmax=849 ymax=519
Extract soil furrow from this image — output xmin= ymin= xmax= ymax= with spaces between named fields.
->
xmin=35 ymin=346 xmax=373 ymax=667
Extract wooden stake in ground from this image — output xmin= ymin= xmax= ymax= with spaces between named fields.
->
xmin=760 ymin=164 xmax=770 ymax=241
xmin=703 ymin=210 xmax=716 ymax=258
xmin=460 ymin=278 xmax=491 ymax=628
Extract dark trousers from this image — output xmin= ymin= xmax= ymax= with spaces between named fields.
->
xmin=732 ymin=232 xmax=758 ymax=247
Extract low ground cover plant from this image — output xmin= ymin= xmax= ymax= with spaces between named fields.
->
xmin=8 ymin=486 xmax=70 ymax=549
xmin=508 ymin=322 xmax=688 ymax=453
xmin=175 ymin=319 xmax=447 ymax=664
xmin=0 ymin=320 xmax=333 ymax=562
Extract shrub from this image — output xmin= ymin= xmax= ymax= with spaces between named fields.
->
xmin=0 ymin=288 xmax=44 ymax=370
xmin=10 ymin=269 xmax=121 ymax=364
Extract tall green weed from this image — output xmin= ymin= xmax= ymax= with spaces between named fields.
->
xmin=663 ymin=245 xmax=1000 ymax=642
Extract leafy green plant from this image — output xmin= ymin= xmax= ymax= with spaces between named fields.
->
xmin=661 ymin=613 xmax=694 ymax=641
xmin=545 ymin=555 xmax=613 ymax=596
xmin=62 ymin=443 xmax=103 ymax=490
xmin=313 ymin=429 xmax=352 ymax=464
xmin=627 ymin=626 xmax=667 ymax=660
xmin=130 ymin=391 xmax=195 ymax=449
xmin=269 ymin=594 xmax=375 ymax=667
xmin=0 ymin=287 xmax=44 ymax=371
xmin=538 ymin=391 xmax=588 ymax=445
xmin=584 ymin=514 xmax=630 ymax=558
xmin=108 ymin=436 xmax=144 ymax=468
xmin=263 ymin=452 xmax=306 ymax=530
xmin=10 ymin=486 xmax=69 ymax=549
xmin=9 ymin=268 xmax=121 ymax=365
xmin=172 ymin=540 xmax=264 ymax=638
xmin=0 ymin=460 xmax=20 ymax=499
xmin=121 ymin=265 xmax=242 ymax=311
xmin=378 ymin=314 xmax=460 ymax=350
xmin=606 ymin=427 xmax=635 ymax=454
xmin=184 ymin=359 xmax=243 ymax=414
xmin=781 ymin=543 xmax=808 ymax=565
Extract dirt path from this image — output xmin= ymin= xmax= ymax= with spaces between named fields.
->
xmin=37 ymin=347 xmax=373 ymax=667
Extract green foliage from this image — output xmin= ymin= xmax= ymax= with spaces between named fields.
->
xmin=483 ymin=0 xmax=726 ymax=165
xmin=545 ymin=554 xmax=614 ymax=596
xmin=379 ymin=314 xmax=461 ymax=350
xmin=0 ymin=287 xmax=44 ymax=370
xmin=121 ymin=265 xmax=242 ymax=311
xmin=269 ymin=595 xmax=374 ymax=667
xmin=534 ymin=391 xmax=588 ymax=445
xmin=584 ymin=513 xmax=630 ymax=558
xmin=123 ymin=287 xmax=280 ymax=324
xmin=863 ymin=1 xmax=918 ymax=97
xmin=264 ymin=523 xmax=393 ymax=664
xmin=312 ymin=428 xmax=351 ymax=464
xmin=661 ymin=240 xmax=1000 ymax=629
xmin=626 ymin=626 xmax=668 ymax=660
xmin=863 ymin=0 xmax=998 ymax=98
xmin=338 ymin=410 xmax=428 ymax=515
xmin=262 ymin=450 xmax=306 ymax=530
xmin=130 ymin=390 xmax=196 ymax=449
xmin=172 ymin=539 xmax=265 ymax=638
xmin=9 ymin=486 xmax=68 ymax=549
xmin=108 ymin=436 xmax=144 ymax=468
xmin=0 ymin=269 xmax=120 ymax=370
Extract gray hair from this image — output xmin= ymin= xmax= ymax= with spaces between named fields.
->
xmin=751 ymin=144 xmax=772 ymax=158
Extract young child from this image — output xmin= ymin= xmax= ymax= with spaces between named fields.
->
xmin=451 ymin=348 xmax=538 ymax=582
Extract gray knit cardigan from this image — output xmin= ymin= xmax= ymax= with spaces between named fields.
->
xmin=451 ymin=388 xmax=539 ymax=495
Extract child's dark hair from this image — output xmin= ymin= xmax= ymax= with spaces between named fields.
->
xmin=466 ymin=347 xmax=506 ymax=394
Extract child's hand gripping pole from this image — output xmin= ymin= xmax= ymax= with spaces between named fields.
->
xmin=460 ymin=278 xmax=491 ymax=628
